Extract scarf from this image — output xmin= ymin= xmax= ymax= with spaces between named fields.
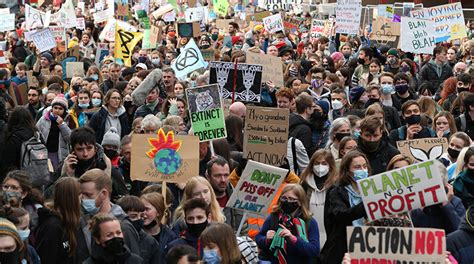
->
xmin=145 ymin=99 xmax=159 ymax=111
xmin=453 ymin=169 xmax=474 ymax=194
xmin=345 ymin=185 xmax=364 ymax=226
xmin=78 ymin=112 xmax=86 ymax=127
xmin=269 ymin=213 xmax=308 ymax=264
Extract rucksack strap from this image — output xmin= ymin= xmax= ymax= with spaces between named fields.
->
xmin=397 ymin=126 xmax=406 ymax=140
xmin=291 ymin=137 xmax=299 ymax=175
xmin=460 ymin=114 xmax=467 ymax=131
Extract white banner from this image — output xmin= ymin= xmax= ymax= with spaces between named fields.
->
xmin=0 ymin=14 xmax=15 ymax=32
xmin=31 ymin=28 xmax=57 ymax=53
xmin=335 ymin=0 xmax=362 ymax=35
xmin=400 ymin=16 xmax=436 ymax=55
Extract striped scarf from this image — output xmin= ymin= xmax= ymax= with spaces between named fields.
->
xmin=269 ymin=214 xmax=308 ymax=264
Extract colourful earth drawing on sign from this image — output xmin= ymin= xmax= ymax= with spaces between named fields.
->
xmin=146 ymin=129 xmax=183 ymax=174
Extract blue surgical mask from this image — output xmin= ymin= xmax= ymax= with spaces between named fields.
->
xmin=381 ymin=84 xmax=395 ymax=95
xmin=353 ymin=169 xmax=369 ymax=181
xmin=91 ymin=98 xmax=101 ymax=107
xmin=90 ymin=74 xmax=99 ymax=81
xmin=18 ymin=229 xmax=30 ymax=241
xmin=78 ymin=103 xmax=89 ymax=109
xmin=81 ymin=199 xmax=99 ymax=214
xmin=202 ymin=249 xmax=221 ymax=264
xmin=354 ymin=130 xmax=361 ymax=139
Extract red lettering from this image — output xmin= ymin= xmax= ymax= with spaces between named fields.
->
xmin=388 ymin=195 xmax=404 ymax=213
xmin=240 ymin=181 xmax=249 ymax=192
xmin=435 ymin=231 xmax=445 ymax=254
xmin=378 ymin=199 xmax=389 ymax=217
xmin=427 ymin=231 xmax=435 ymax=254
xmin=424 ymin=185 xmax=441 ymax=203
xmin=351 ymin=259 xmax=359 ymax=264
xmin=367 ymin=202 xmax=378 ymax=220
xmin=415 ymin=230 xmax=426 ymax=254
xmin=418 ymin=190 xmax=426 ymax=208
xmin=404 ymin=192 xmax=416 ymax=210
xmin=257 ymin=186 xmax=266 ymax=195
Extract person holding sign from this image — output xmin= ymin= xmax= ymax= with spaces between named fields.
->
xmin=321 ymin=150 xmax=369 ymax=264
xmin=256 ymin=184 xmax=320 ymax=263
xmin=454 ymin=147 xmax=474 ymax=209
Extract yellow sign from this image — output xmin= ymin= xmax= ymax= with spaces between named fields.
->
xmin=114 ymin=24 xmax=143 ymax=67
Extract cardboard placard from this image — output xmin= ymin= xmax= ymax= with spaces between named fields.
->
xmin=9 ymin=83 xmax=28 ymax=106
xmin=323 ymin=17 xmax=336 ymax=37
xmin=130 ymin=130 xmax=199 ymax=183
xmin=243 ymin=106 xmax=289 ymax=167
xmin=216 ymin=19 xmax=234 ymax=33
xmin=26 ymin=71 xmax=39 ymax=88
xmin=310 ymin=19 xmax=325 ymax=38
xmin=259 ymin=0 xmax=301 ymax=12
xmin=357 ymin=160 xmax=448 ymax=221
xmin=163 ymin=11 xmax=176 ymax=22
xmin=185 ymin=6 xmax=206 ymax=23
xmin=66 ymin=62 xmax=84 ymax=78
xmin=186 ymin=84 xmax=227 ymax=142
xmin=263 ymin=14 xmax=284 ymax=34
xmin=177 ymin=22 xmax=200 ymax=38
xmin=214 ymin=0 xmax=229 ymax=17
xmin=400 ymin=16 xmax=436 ymax=55
xmin=396 ymin=138 xmax=448 ymax=162
xmin=246 ymin=11 xmax=272 ymax=22
xmin=200 ymin=49 xmax=216 ymax=61
xmin=25 ymin=4 xmax=50 ymax=30
xmin=371 ymin=16 xmax=400 ymax=39
xmin=31 ymin=28 xmax=57 ymax=53
xmin=99 ymin=19 xmax=137 ymax=42
xmin=335 ymin=0 xmax=362 ymax=35
xmin=209 ymin=61 xmax=263 ymax=103
xmin=347 ymin=226 xmax=445 ymax=263
xmin=246 ymin=52 xmax=284 ymax=88
xmin=95 ymin=43 xmax=109 ymax=66
xmin=149 ymin=25 xmax=161 ymax=49
xmin=56 ymin=45 xmax=80 ymax=63
xmin=171 ymin=38 xmax=207 ymax=79
xmin=226 ymin=160 xmax=288 ymax=214
xmin=151 ymin=3 xmax=174 ymax=19
xmin=410 ymin=3 xmax=466 ymax=42
xmin=76 ymin=17 xmax=86 ymax=30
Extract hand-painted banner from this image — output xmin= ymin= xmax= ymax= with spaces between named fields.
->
xmin=185 ymin=6 xmax=206 ymax=23
xmin=115 ymin=24 xmax=143 ymax=67
xmin=246 ymin=52 xmax=284 ymax=88
xmin=214 ymin=0 xmax=229 ymax=17
xmin=400 ymin=16 xmax=436 ymax=55
xmin=410 ymin=3 xmax=466 ymax=42
xmin=95 ymin=43 xmax=109 ymax=66
xmin=310 ymin=19 xmax=325 ymax=38
xmin=335 ymin=0 xmax=362 ymax=35
xmin=171 ymin=38 xmax=207 ymax=79
xmin=396 ymin=138 xmax=448 ymax=162
xmin=25 ymin=4 xmax=50 ymax=30
xmin=99 ymin=19 xmax=137 ymax=42
xmin=259 ymin=0 xmax=303 ymax=12
xmin=31 ymin=28 xmax=56 ymax=53
xmin=347 ymin=226 xmax=445 ymax=263
xmin=209 ymin=61 xmax=263 ymax=103
xmin=243 ymin=106 xmax=289 ymax=167
xmin=357 ymin=160 xmax=448 ymax=221
xmin=130 ymin=129 xmax=199 ymax=183
xmin=0 ymin=14 xmax=15 ymax=32
xmin=226 ymin=160 xmax=288 ymax=214
xmin=49 ymin=0 xmax=77 ymax=29
xmin=262 ymin=14 xmax=284 ymax=34
xmin=186 ymin=84 xmax=227 ymax=142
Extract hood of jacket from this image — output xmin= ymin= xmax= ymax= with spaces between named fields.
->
xmin=103 ymin=105 xmax=126 ymax=117
xmin=37 ymin=207 xmax=60 ymax=227
xmin=89 ymin=239 xmax=132 ymax=264
xmin=109 ymin=203 xmax=127 ymax=220
xmin=289 ymin=113 xmax=311 ymax=130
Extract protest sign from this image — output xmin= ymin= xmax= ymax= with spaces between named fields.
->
xmin=56 ymin=45 xmax=79 ymax=63
xmin=0 ymin=8 xmax=9 ymax=15
xmin=93 ymin=8 xmax=112 ymax=24
xmin=347 ymin=226 xmax=445 ymax=263
xmin=400 ymin=16 xmax=436 ymax=55
xmin=283 ymin=21 xmax=298 ymax=34
xmin=259 ymin=0 xmax=303 ymax=12
xmin=115 ymin=24 xmax=143 ymax=67
xmin=49 ymin=26 xmax=66 ymax=52
xmin=246 ymin=52 xmax=284 ymax=88
xmin=49 ymin=0 xmax=77 ymax=28
xmin=9 ymin=83 xmax=28 ymax=106
xmin=243 ymin=106 xmax=289 ymax=167
xmin=410 ymin=3 xmax=466 ymax=42
xmin=177 ymin=22 xmax=200 ymax=38
xmin=151 ymin=4 xmax=174 ymax=19
xmin=171 ymin=38 xmax=207 ymax=79
xmin=335 ymin=0 xmax=362 ymax=35
xmin=95 ymin=43 xmax=109 ymax=66
xmin=323 ymin=17 xmax=336 ymax=37
xmin=149 ymin=25 xmax=161 ymax=49
xmin=262 ymin=14 xmax=284 ymax=34
xmin=142 ymin=29 xmax=153 ymax=50
xmin=396 ymin=138 xmax=448 ymax=162
xmin=370 ymin=16 xmax=400 ymax=43
xmin=130 ymin=129 xmax=199 ymax=183
xmin=377 ymin=4 xmax=394 ymax=19
xmin=163 ymin=11 xmax=176 ymax=22
xmin=186 ymin=84 xmax=226 ymax=142
xmin=66 ymin=62 xmax=84 ymax=78
xmin=310 ymin=19 xmax=325 ymax=38
xmin=357 ymin=160 xmax=448 ymax=221
xmin=209 ymin=61 xmax=263 ymax=103
xmin=216 ymin=19 xmax=233 ymax=34
xmin=185 ymin=6 xmax=206 ymax=23
xmin=31 ymin=28 xmax=56 ymax=53
xmin=77 ymin=17 xmax=85 ymax=30
xmin=99 ymin=19 xmax=137 ymax=42
xmin=0 ymin=14 xmax=15 ymax=32
xmin=200 ymin=49 xmax=216 ymax=61
xmin=26 ymin=71 xmax=39 ymax=88
xmin=246 ymin=11 xmax=271 ymax=22
xmin=25 ymin=4 xmax=50 ymax=30
xmin=226 ymin=160 xmax=288 ymax=214
xmin=214 ymin=0 xmax=229 ymax=17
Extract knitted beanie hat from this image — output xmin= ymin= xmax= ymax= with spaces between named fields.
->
xmin=51 ymin=94 xmax=68 ymax=110
xmin=0 ymin=218 xmax=22 ymax=249
xmin=101 ymin=127 xmax=121 ymax=148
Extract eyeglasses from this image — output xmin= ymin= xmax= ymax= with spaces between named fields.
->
xmin=280 ymin=196 xmax=298 ymax=203
xmin=2 ymin=184 xmax=21 ymax=192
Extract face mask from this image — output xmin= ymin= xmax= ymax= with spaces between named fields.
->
xmin=331 ymin=99 xmax=344 ymax=110
xmin=357 ymin=58 xmax=365 ymax=65
xmin=81 ymin=198 xmax=99 ymax=214
xmin=311 ymin=79 xmax=324 ymax=89
xmin=187 ymin=220 xmax=208 ymax=237
xmin=104 ymin=149 xmax=119 ymax=159
xmin=311 ymin=111 xmax=325 ymax=121
xmin=79 ymin=103 xmax=89 ymax=109
xmin=343 ymin=53 xmax=351 ymax=59
xmin=131 ymin=219 xmax=144 ymax=232
xmin=401 ymin=65 xmax=410 ymax=73
xmin=0 ymin=248 xmax=19 ymax=264
xmin=202 ymin=249 xmax=222 ymax=264
xmin=211 ymin=34 xmax=219 ymax=41
xmin=281 ymin=200 xmax=299 ymax=214
xmin=335 ymin=132 xmax=351 ymax=141
xmin=313 ymin=164 xmax=329 ymax=177
xmin=92 ymin=98 xmax=102 ymax=107
xmin=361 ymin=138 xmax=381 ymax=151
xmin=144 ymin=219 xmax=157 ymax=229
xmin=381 ymin=84 xmax=395 ymax=95
xmin=90 ymin=74 xmax=99 ymax=81
xmin=366 ymin=98 xmax=379 ymax=106
xmin=448 ymin=148 xmax=460 ymax=160
xmin=353 ymin=169 xmax=369 ymax=181
xmin=288 ymin=68 xmax=299 ymax=77
xmin=138 ymin=57 xmax=147 ymax=63
xmin=234 ymin=44 xmax=242 ymax=50
xmin=42 ymin=87 xmax=48 ymax=95
xmin=49 ymin=112 xmax=58 ymax=122
xmin=354 ymin=130 xmax=361 ymax=139
xmin=163 ymin=59 xmax=171 ymax=65
xmin=151 ymin=58 xmax=160 ymax=66
xmin=457 ymin=87 xmax=469 ymax=93
xmin=200 ymin=44 xmax=211 ymax=49
xmin=395 ymin=84 xmax=409 ymax=94
xmin=18 ymin=229 xmax=30 ymax=241
xmin=3 ymin=191 xmax=21 ymax=204
xmin=104 ymin=237 xmax=125 ymax=255
xmin=405 ymin=114 xmax=421 ymax=125
xmin=388 ymin=58 xmax=397 ymax=65
xmin=73 ymin=84 xmax=81 ymax=92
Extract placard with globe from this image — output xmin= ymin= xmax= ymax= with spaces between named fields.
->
xmin=131 ymin=129 xmax=200 ymax=183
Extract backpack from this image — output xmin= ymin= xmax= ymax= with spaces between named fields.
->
xmin=459 ymin=114 xmax=467 ymax=131
xmin=18 ymin=132 xmax=51 ymax=190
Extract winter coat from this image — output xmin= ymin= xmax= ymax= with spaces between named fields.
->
xmin=11 ymin=39 xmax=29 ymax=62
xmin=455 ymin=113 xmax=474 ymax=141
xmin=410 ymin=197 xmax=465 ymax=234
xmin=88 ymin=106 xmax=131 ymax=144
xmin=255 ymin=213 xmax=320 ymax=264
xmin=289 ymin=113 xmax=314 ymax=157
xmin=153 ymin=225 xmax=178 ymax=264
xmin=356 ymin=136 xmax=400 ymax=175
xmin=118 ymin=157 xmax=147 ymax=196
xmin=133 ymin=99 xmax=164 ymax=119
xmin=167 ymin=231 xmax=203 ymax=257
xmin=447 ymin=217 xmax=474 ymax=264
xmin=419 ymin=60 xmax=453 ymax=94
xmin=35 ymin=207 xmax=83 ymax=264
xmin=137 ymin=229 xmax=160 ymax=264
xmin=83 ymin=241 xmax=143 ymax=264
xmin=1 ymin=126 xmax=35 ymax=174
xmin=320 ymin=186 xmax=367 ymax=264
xmin=36 ymin=111 xmax=72 ymax=164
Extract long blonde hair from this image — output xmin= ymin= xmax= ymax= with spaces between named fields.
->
xmin=272 ymin=184 xmax=312 ymax=221
xmin=300 ymin=149 xmax=338 ymax=190
xmin=174 ymin=176 xmax=225 ymax=223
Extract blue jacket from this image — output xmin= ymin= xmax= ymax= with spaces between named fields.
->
xmin=410 ymin=196 xmax=465 ymax=234
xmin=447 ymin=218 xmax=474 ymax=264
xmin=256 ymin=213 xmax=320 ymax=264
xmin=154 ymin=225 xmax=178 ymax=263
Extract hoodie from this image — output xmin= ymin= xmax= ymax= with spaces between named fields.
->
xmin=88 ymin=106 xmax=131 ymax=144
xmin=289 ymin=113 xmax=314 ymax=157
xmin=447 ymin=206 xmax=474 ymax=264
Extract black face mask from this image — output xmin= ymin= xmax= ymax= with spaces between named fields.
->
xmin=144 ymin=219 xmax=157 ymax=229
xmin=365 ymin=98 xmax=379 ymax=107
xmin=104 ymin=149 xmax=119 ymax=159
xmin=104 ymin=237 xmax=125 ymax=255
xmin=361 ymin=138 xmax=381 ymax=152
xmin=77 ymin=158 xmax=94 ymax=169
xmin=281 ymin=201 xmax=299 ymax=214
xmin=311 ymin=111 xmax=326 ymax=121
xmin=457 ymin=87 xmax=469 ymax=93
xmin=73 ymin=84 xmax=81 ymax=92
xmin=405 ymin=114 xmax=421 ymax=125
xmin=123 ymin=100 xmax=133 ymax=109
xmin=335 ymin=132 xmax=351 ymax=141
xmin=187 ymin=220 xmax=208 ymax=237
xmin=0 ymin=249 xmax=19 ymax=264
xmin=448 ymin=148 xmax=460 ymax=160
xmin=132 ymin=219 xmax=144 ymax=232
xmin=138 ymin=57 xmax=147 ymax=63
xmin=357 ymin=58 xmax=365 ymax=65
xmin=200 ymin=44 xmax=211 ymax=49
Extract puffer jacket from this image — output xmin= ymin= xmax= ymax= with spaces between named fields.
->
xmin=36 ymin=110 xmax=72 ymax=164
